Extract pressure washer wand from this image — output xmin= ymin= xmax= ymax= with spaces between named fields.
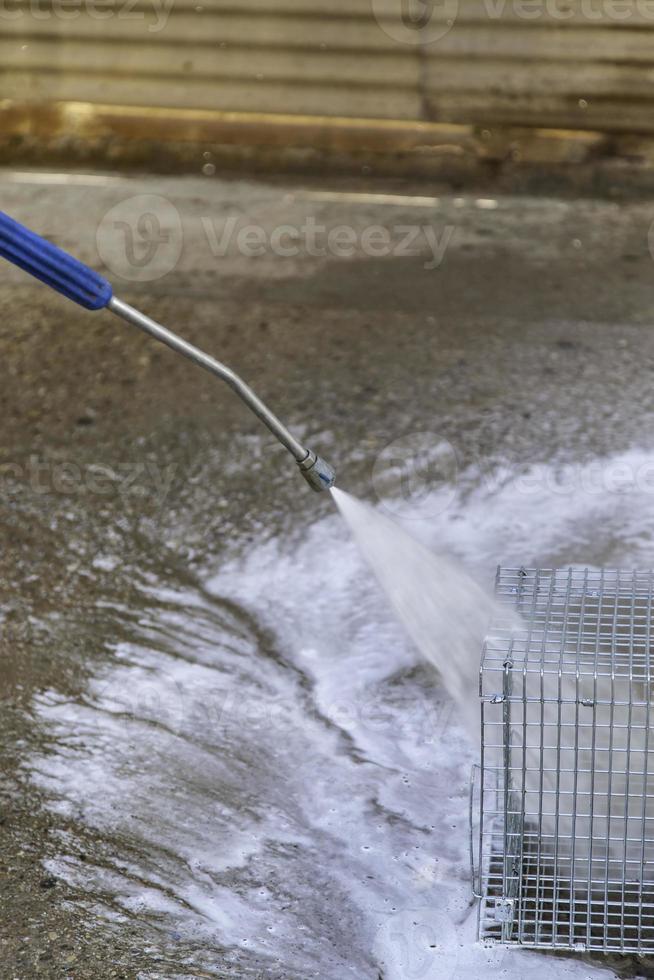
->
xmin=0 ymin=211 xmax=335 ymax=492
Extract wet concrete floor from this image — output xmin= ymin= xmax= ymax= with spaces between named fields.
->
xmin=2 ymin=172 xmax=654 ymax=978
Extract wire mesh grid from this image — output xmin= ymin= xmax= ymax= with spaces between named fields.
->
xmin=473 ymin=566 xmax=654 ymax=952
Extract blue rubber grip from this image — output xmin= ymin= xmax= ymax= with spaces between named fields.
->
xmin=0 ymin=210 xmax=113 ymax=311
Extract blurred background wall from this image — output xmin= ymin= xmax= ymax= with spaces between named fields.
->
xmin=2 ymin=0 xmax=654 ymax=179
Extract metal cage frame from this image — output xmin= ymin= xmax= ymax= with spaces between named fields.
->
xmin=471 ymin=566 xmax=654 ymax=953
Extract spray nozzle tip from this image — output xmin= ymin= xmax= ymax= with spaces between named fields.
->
xmin=298 ymin=450 xmax=336 ymax=492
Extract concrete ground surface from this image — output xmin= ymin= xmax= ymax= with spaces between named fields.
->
xmin=2 ymin=171 xmax=654 ymax=978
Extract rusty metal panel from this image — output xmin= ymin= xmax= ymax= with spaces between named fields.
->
xmin=3 ymin=71 xmax=422 ymax=118
xmin=2 ymin=1 xmax=654 ymax=131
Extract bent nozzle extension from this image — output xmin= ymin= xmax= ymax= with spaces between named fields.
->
xmin=108 ymin=298 xmax=337 ymax=493
xmin=0 ymin=210 xmax=336 ymax=493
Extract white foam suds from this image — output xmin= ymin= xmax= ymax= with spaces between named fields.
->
xmin=26 ymin=449 xmax=648 ymax=979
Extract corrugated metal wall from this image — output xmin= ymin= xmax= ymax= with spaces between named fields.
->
xmin=2 ymin=0 xmax=654 ymax=132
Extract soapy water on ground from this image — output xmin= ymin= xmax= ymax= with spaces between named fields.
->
xmin=25 ymin=449 xmax=654 ymax=979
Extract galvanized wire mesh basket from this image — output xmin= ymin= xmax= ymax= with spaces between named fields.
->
xmin=471 ymin=567 xmax=654 ymax=953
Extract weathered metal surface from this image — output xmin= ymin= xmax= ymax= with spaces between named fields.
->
xmin=2 ymin=0 xmax=654 ymax=133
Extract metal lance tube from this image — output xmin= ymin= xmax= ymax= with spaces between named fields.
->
xmin=108 ymin=297 xmax=336 ymax=492
xmin=0 ymin=209 xmax=335 ymax=492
